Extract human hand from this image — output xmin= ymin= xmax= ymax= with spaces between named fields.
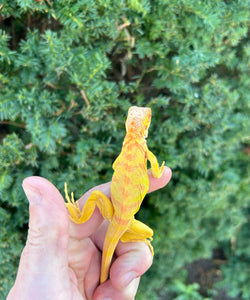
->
xmin=7 ymin=167 xmax=172 ymax=300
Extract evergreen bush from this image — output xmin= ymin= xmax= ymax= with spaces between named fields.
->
xmin=0 ymin=1 xmax=249 ymax=299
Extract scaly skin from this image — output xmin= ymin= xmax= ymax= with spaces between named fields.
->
xmin=65 ymin=106 xmax=165 ymax=284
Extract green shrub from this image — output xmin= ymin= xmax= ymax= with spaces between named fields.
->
xmin=0 ymin=1 xmax=249 ymax=299
xmin=216 ymin=213 xmax=250 ymax=300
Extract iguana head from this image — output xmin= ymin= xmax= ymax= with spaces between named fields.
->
xmin=125 ymin=106 xmax=152 ymax=138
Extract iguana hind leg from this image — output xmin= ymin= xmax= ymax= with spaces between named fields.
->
xmin=64 ymin=182 xmax=114 ymax=224
xmin=120 ymin=219 xmax=154 ymax=255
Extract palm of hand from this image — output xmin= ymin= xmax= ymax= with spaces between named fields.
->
xmin=66 ymin=183 xmax=142 ymax=300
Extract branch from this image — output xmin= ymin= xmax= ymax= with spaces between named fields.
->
xmin=80 ymin=89 xmax=90 ymax=108
xmin=0 ymin=121 xmax=26 ymax=128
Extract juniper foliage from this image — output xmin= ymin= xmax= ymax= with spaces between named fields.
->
xmin=0 ymin=0 xmax=249 ymax=299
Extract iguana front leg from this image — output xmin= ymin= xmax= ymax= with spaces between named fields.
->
xmin=64 ymin=183 xmax=114 ymax=224
xmin=147 ymin=149 xmax=165 ymax=178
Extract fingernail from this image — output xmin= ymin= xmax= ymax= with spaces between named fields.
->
xmin=23 ymin=183 xmax=42 ymax=205
xmin=121 ymin=271 xmax=137 ymax=287
xmin=102 ymin=298 xmax=112 ymax=300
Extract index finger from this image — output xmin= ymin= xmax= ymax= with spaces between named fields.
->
xmin=81 ymin=166 xmax=172 ymax=201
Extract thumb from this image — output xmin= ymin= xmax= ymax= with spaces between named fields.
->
xmin=21 ymin=177 xmax=69 ymax=274
xmin=7 ymin=177 xmax=70 ymax=299
xmin=22 ymin=176 xmax=69 ymax=256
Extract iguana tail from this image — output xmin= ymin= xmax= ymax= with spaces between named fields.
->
xmin=100 ymin=220 xmax=128 ymax=284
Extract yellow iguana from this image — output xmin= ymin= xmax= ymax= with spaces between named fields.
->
xmin=65 ymin=106 xmax=165 ymax=283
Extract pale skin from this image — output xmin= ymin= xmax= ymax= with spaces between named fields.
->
xmin=7 ymin=167 xmax=171 ymax=300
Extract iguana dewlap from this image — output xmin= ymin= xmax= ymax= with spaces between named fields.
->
xmin=65 ymin=106 xmax=165 ymax=284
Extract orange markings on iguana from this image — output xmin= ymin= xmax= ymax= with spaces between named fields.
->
xmin=65 ymin=106 xmax=165 ymax=284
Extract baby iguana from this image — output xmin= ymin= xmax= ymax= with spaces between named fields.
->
xmin=65 ymin=106 xmax=165 ymax=284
